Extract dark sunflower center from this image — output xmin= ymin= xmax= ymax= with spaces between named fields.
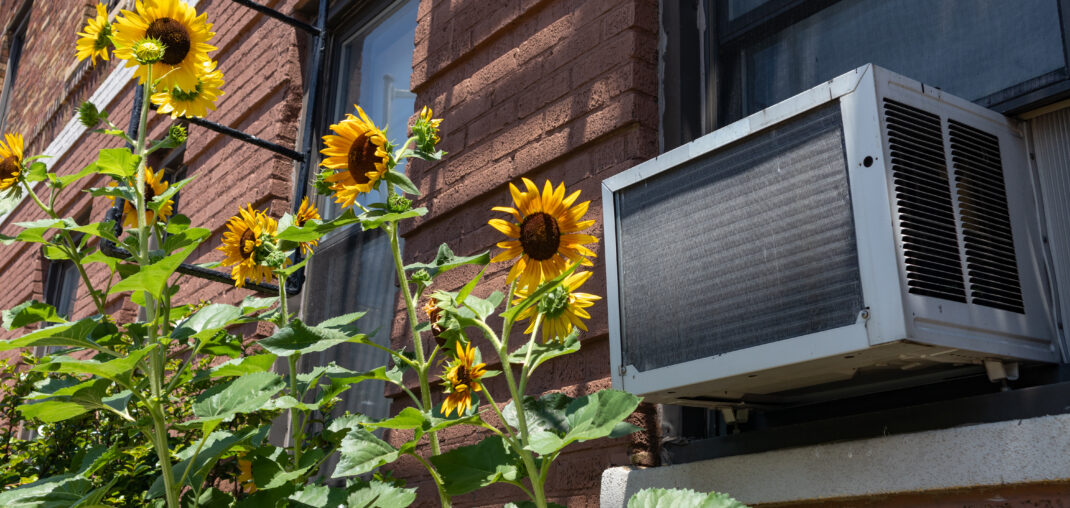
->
xmin=239 ymin=229 xmax=257 ymax=258
xmin=519 ymin=212 xmax=561 ymax=261
xmin=144 ymin=183 xmax=157 ymax=202
xmin=455 ymin=365 xmax=470 ymax=385
xmin=145 ymin=17 xmax=191 ymax=65
xmin=346 ymin=133 xmax=379 ymax=185
xmin=0 ymin=156 xmax=18 ymax=181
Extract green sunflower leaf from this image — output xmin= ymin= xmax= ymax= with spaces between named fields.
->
xmin=94 ymin=147 xmax=140 ymax=179
xmin=275 ymin=208 xmax=361 ymax=243
xmin=24 ymin=161 xmax=47 ymax=183
xmin=523 ymin=389 xmax=641 ymax=456
xmin=345 ymin=479 xmax=417 ymax=508
xmin=148 ymin=426 xmax=269 ymax=499
xmin=171 ymin=303 xmax=243 ymax=341
xmin=501 ymin=262 xmax=579 ymax=322
xmin=507 ymin=328 xmax=580 ymax=371
xmin=274 ymin=256 xmax=309 ymax=277
xmin=404 ymin=243 xmax=490 ymax=278
xmin=0 ymin=317 xmax=105 ymax=352
xmin=627 ymin=488 xmax=751 ymax=508
xmin=147 ymin=175 xmax=195 ymax=214
xmin=190 ymin=372 xmax=286 ymax=425
xmin=57 ymin=161 xmax=104 ymax=189
xmin=86 ymin=185 xmax=136 ymax=203
xmin=2 ymin=300 xmax=66 ymax=330
xmin=331 ymin=427 xmax=401 ymax=478
xmin=203 ymin=354 xmax=278 ymax=379
xmin=165 ymin=213 xmax=191 ymax=234
xmin=32 ymin=344 xmax=156 ymax=384
xmin=16 ymin=378 xmax=111 ymax=423
xmin=502 ymin=393 xmax=572 ymax=436
xmin=109 ymin=240 xmax=202 ymax=299
xmin=429 ymin=435 xmax=524 ymax=496
xmin=12 ymin=217 xmax=77 ymax=244
xmin=359 ymin=207 xmax=427 ymax=230
xmin=384 ymin=169 xmax=420 ymax=196
xmin=70 ymin=220 xmax=120 ymax=243
xmin=289 ymin=485 xmax=350 ymax=508
xmin=0 ymin=474 xmax=92 ymax=508
xmin=259 ymin=315 xmax=367 ymax=357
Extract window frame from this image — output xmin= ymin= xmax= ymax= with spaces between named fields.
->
xmin=0 ymin=1 xmax=32 ymax=134
xmin=296 ymin=0 xmax=418 ymax=421
xmin=680 ymin=0 xmax=1070 ymax=138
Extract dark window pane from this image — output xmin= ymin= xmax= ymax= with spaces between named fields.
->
xmin=743 ymin=0 xmax=1064 ymax=115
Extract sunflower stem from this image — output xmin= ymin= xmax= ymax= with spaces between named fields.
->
xmin=387 ymin=219 xmax=451 ymax=507
xmin=518 ymin=314 xmax=542 ymax=397
xmin=489 ymin=315 xmax=547 ymax=508
xmin=133 ymin=67 xmax=179 ymax=508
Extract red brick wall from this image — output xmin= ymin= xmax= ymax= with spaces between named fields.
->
xmin=390 ymin=0 xmax=659 ymax=505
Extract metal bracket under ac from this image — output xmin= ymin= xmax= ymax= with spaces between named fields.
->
xmin=99 ymin=0 xmax=328 ymax=296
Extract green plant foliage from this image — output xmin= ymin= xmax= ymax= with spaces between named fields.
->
xmin=430 ymin=435 xmax=524 ymax=496
xmin=628 ymin=488 xmax=751 ymax=508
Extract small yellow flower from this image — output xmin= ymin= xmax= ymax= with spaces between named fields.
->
xmin=514 ymin=271 xmax=601 ymax=344
xmin=112 ymin=0 xmax=217 ymax=91
xmin=293 ymin=196 xmax=321 ymax=255
xmin=75 ymin=3 xmax=113 ymax=65
xmin=441 ymin=342 xmax=487 ymax=418
xmin=319 ymin=106 xmax=390 ymax=209
xmin=417 ymin=105 xmax=442 ymax=146
xmin=218 ymin=204 xmax=277 ymax=288
xmin=0 ymin=133 xmax=24 ymax=192
xmin=151 ymin=59 xmax=224 ymax=118
xmin=108 ymin=167 xmax=173 ymax=228
xmin=489 ymin=179 xmax=597 ymax=290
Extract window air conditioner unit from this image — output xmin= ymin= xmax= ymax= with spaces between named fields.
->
xmin=603 ymin=64 xmax=1059 ymax=407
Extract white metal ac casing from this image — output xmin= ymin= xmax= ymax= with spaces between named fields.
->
xmin=603 ymin=64 xmax=1058 ymax=407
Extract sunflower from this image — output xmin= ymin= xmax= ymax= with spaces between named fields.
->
xmin=423 ymin=298 xmax=447 ymax=346
xmin=514 ymin=271 xmax=601 ymax=344
xmin=489 ymin=179 xmax=598 ymax=290
xmin=150 ymin=59 xmax=224 ymax=118
xmin=320 ymin=106 xmax=391 ymax=209
xmin=218 ymin=204 xmax=277 ymax=288
xmin=108 ymin=167 xmax=173 ymax=228
xmin=416 ymin=105 xmax=442 ymax=148
xmin=76 ymin=3 xmax=113 ymax=65
xmin=441 ymin=341 xmax=487 ymax=418
xmin=112 ymin=0 xmax=216 ymax=91
xmin=293 ymin=196 xmax=321 ymax=255
xmin=0 ymin=133 xmax=24 ymax=193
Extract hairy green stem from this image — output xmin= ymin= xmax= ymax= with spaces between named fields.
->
xmin=387 ymin=220 xmax=451 ymax=508
xmin=132 ymin=68 xmax=179 ymax=508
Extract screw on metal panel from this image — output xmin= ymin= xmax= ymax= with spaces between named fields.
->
xmin=618 ymin=365 xmax=626 ymax=376
xmin=859 ymin=309 xmax=870 ymax=320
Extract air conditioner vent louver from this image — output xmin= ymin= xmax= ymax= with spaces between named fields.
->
xmin=883 ymin=99 xmax=967 ymax=303
xmin=948 ymin=120 xmax=1025 ymax=313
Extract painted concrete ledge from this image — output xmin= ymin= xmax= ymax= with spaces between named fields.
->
xmin=601 ymin=414 xmax=1070 ymax=506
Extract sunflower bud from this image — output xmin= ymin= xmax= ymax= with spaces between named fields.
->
xmin=133 ymin=38 xmax=166 ymax=64
xmin=167 ymin=124 xmax=188 ymax=146
xmin=537 ymin=285 xmax=570 ymax=319
xmin=78 ymin=101 xmax=103 ymax=128
xmin=313 ymin=169 xmax=334 ymax=196
xmin=411 ymin=269 xmax=432 ymax=286
xmin=388 ymin=192 xmax=411 ymax=212
xmin=413 ymin=106 xmax=443 ymax=155
xmin=263 ymin=248 xmax=290 ymax=269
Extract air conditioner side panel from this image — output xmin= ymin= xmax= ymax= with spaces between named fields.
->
xmin=872 ymin=69 xmax=1057 ymax=362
